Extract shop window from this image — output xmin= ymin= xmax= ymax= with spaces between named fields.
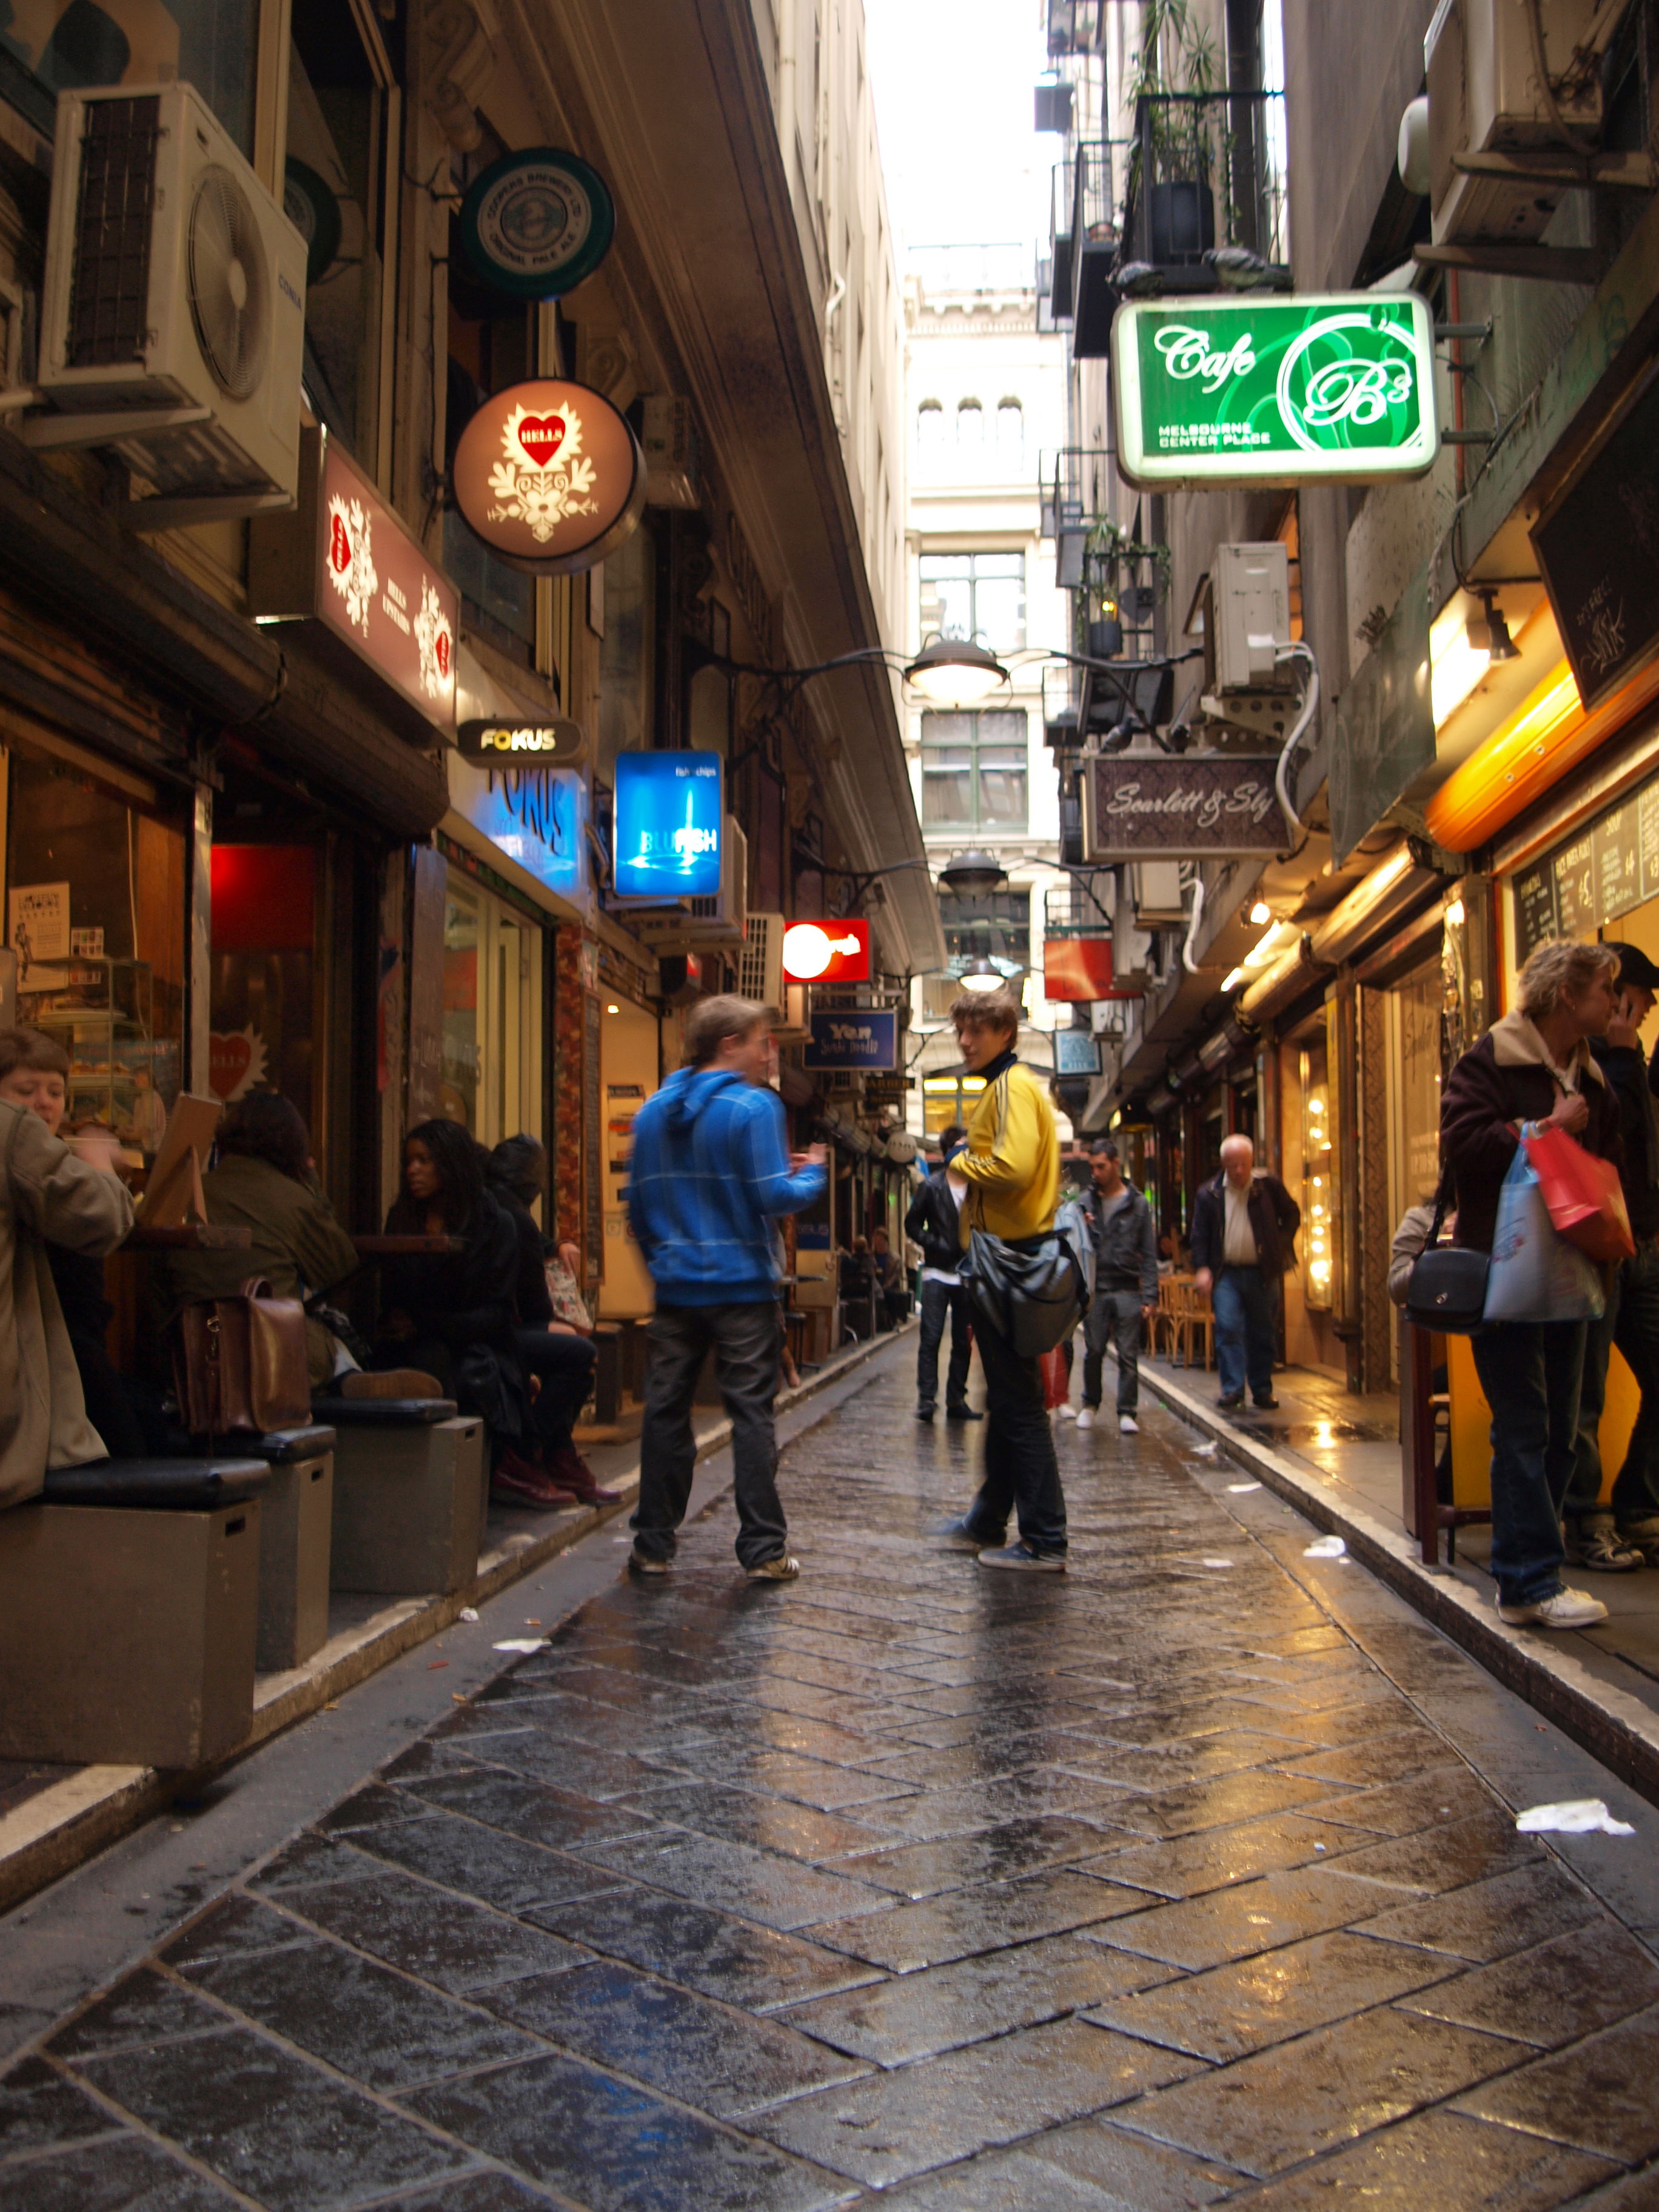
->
xmin=209 ymin=844 xmax=316 ymax=1133
xmin=922 ymin=713 xmax=1029 ymax=831
xmin=1301 ymin=1041 xmax=1333 ymax=1309
xmin=287 ymin=0 xmax=393 ymax=460
xmin=440 ymin=876 xmax=540 ymax=1147
xmin=444 ymin=183 xmax=536 ymax=663
xmin=922 ymin=1072 xmax=985 ymax=1135
xmin=5 ymin=748 xmax=186 ymax=1157
xmin=1 ymin=1 xmax=256 ymax=148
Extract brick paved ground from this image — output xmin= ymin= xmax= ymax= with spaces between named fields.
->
xmin=5 ymin=1355 xmax=1659 ymax=2210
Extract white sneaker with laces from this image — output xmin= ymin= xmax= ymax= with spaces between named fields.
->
xmin=1075 ymin=1407 xmax=1095 ymax=1431
xmin=1496 ymin=1586 xmax=1609 ymax=1629
xmin=1055 ymin=1404 xmax=1077 ymax=1421
xmin=1119 ymin=1414 xmax=1139 ymax=1435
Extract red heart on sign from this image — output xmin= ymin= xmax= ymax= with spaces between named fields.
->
xmin=517 ymin=414 xmax=566 ymax=466
xmin=436 ymin=629 xmax=451 ymax=677
xmin=210 ymin=1033 xmax=252 ymax=1101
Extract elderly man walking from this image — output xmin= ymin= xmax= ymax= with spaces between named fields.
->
xmin=627 ymin=994 xmax=825 ymax=1581
xmin=1191 ymin=1134 xmax=1300 ymax=1412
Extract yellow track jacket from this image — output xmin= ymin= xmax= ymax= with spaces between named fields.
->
xmin=957 ymin=1056 xmax=1061 ymax=1245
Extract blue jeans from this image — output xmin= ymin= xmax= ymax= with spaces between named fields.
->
xmin=1471 ymin=1319 xmax=1586 ymax=1607
xmin=1212 ymin=1265 xmax=1276 ymax=1401
xmin=1567 ymin=1242 xmax=1659 ymax=1527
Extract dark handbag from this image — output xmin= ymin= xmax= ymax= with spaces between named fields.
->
xmin=174 ymin=1276 xmax=311 ymax=1435
xmin=1404 ymin=1176 xmax=1489 ymax=1336
xmin=965 ymin=1225 xmax=1088 ymax=1358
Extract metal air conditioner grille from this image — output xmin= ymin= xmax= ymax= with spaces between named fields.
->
xmin=735 ymin=914 xmax=773 ymax=1002
xmin=69 ymin=96 xmax=159 ymax=369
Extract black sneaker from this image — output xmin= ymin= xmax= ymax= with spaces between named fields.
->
xmin=916 ymin=1402 xmax=936 ymax=1423
xmin=946 ymin=1403 xmax=984 ymax=1421
xmin=936 ymin=1517 xmax=992 ymax=1550
xmin=1252 ymin=1395 xmax=1280 ymax=1411
xmin=1218 ymin=1392 xmax=1244 ymax=1410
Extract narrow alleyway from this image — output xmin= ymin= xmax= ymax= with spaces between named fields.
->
xmin=5 ymin=1352 xmax=1659 ymax=2211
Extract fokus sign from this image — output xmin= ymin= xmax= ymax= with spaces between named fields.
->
xmin=1111 ymin=295 xmax=1438 ymax=488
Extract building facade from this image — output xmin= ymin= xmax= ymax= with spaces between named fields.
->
xmin=0 ymin=0 xmax=936 ymax=1360
xmin=899 ymin=244 xmax=1077 ymax=1144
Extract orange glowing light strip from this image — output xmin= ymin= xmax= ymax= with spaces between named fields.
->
xmin=1427 ymin=652 xmax=1659 ymax=854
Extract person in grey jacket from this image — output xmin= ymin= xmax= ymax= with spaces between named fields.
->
xmin=1077 ymin=1138 xmax=1158 ymax=1434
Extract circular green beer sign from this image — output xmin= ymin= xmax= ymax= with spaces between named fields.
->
xmin=460 ymin=149 xmax=615 ymax=300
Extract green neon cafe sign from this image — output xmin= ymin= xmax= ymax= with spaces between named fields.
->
xmin=1111 ymin=293 xmax=1438 ymax=488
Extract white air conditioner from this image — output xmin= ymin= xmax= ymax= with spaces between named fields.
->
xmin=1212 ymin=543 xmax=1292 ymax=692
xmin=1426 ymin=0 xmax=1611 ymax=247
xmin=735 ymin=911 xmax=811 ymax=1035
xmin=36 ymin=82 xmax=307 ymax=521
xmin=1131 ymin=861 xmax=1187 ymax=925
xmin=631 ymin=817 xmax=748 ymax=946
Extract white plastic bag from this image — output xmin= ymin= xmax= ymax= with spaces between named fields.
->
xmin=1483 ymin=1142 xmax=1604 ymax=1324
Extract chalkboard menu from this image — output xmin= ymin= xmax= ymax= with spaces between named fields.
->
xmin=1512 ymin=771 xmax=1659 ymax=965
xmin=1533 ymin=361 xmax=1659 ymax=711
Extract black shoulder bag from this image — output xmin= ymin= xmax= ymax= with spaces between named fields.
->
xmin=1403 ymin=1168 xmax=1489 ymax=1335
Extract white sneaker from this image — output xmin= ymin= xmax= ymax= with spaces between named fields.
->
xmin=1075 ymin=1407 xmax=1095 ymax=1431
xmin=1119 ymin=1414 xmax=1139 ymax=1435
xmin=1056 ymin=1404 xmax=1078 ymax=1421
xmin=1497 ymin=1586 xmax=1609 ymax=1629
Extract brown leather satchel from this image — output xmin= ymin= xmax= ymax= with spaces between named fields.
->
xmin=173 ymin=1277 xmax=310 ymax=1435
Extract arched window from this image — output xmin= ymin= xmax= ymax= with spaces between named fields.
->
xmin=996 ymin=397 xmax=1024 ymax=460
xmin=956 ymin=397 xmax=984 ymax=446
xmin=916 ymin=398 xmax=945 ymax=451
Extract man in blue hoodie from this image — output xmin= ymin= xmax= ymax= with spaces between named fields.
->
xmin=627 ymin=993 xmax=826 ymax=1580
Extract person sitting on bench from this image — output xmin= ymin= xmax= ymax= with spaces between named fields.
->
xmin=373 ymin=1120 xmax=538 ymax=1508
xmin=0 ymin=1073 xmax=134 ymax=1507
xmin=0 ymin=1027 xmax=141 ymax=1459
xmin=486 ymin=1135 xmax=618 ymax=1508
xmin=164 ymin=1090 xmax=365 ymax=1393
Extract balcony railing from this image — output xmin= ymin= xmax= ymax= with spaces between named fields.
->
xmin=1046 ymin=880 xmax=1114 ymax=939
xmin=1070 ymin=91 xmax=1290 ymax=359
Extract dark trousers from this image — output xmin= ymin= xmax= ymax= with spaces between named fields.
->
xmin=1471 ymin=1319 xmax=1585 ymax=1607
xmin=634 ymin=1301 xmax=787 ymax=1570
xmin=917 ymin=1277 xmax=971 ymax=1410
xmin=516 ymin=1329 xmax=597 ymax=1453
xmin=961 ymin=1311 xmax=1067 ymax=1556
xmin=1213 ymin=1264 xmax=1277 ymax=1401
xmin=1567 ymin=1241 xmax=1659 ymax=1528
xmin=1083 ymin=1287 xmax=1144 ymax=1414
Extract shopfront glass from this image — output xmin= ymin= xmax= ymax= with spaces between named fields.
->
xmin=1299 ymin=1039 xmax=1333 ymax=1311
xmin=209 ymin=844 xmax=317 ymax=1132
xmin=1 ymin=1 xmax=257 ymax=149
xmin=440 ymin=877 xmax=541 ymax=1147
xmin=5 ymin=745 xmax=185 ymax=1157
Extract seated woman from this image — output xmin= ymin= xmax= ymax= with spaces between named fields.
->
xmin=870 ymin=1226 xmax=910 ymax=1328
xmin=166 ymin=1091 xmax=366 ymax=1393
xmin=486 ymin=1135 xmax=617 ymax=1507
xmin=0 ymin=1022 xmax=138 ymax=1469
xmin=374 ymin=1120 xmax=543 ymax=1507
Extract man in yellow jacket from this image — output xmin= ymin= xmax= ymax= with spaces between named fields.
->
xmin=940 ymin=984 xmax=1068 ymax=1569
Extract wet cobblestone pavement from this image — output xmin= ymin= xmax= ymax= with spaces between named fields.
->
xmin=6 ymin=1353 xmax=1659 ymax=2210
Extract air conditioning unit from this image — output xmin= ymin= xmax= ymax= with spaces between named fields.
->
xmin=1131 ymin=862 xmax=1187 ymax=925
xmin=1425 ymin=0 xmax=1610 ymax=246
xmin=1212 ymin=543 xmax=1292 ymax=692
xmin=36 ymin=82 xmax=306 ymax=523
xmin=631 ymin=818 xmax=748 ymax=946
xmin=735 ymin=911 xmax=812 ymax=1036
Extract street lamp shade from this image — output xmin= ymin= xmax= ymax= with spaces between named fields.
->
xmin=903 ymin=637 xmax=1011 ymax=705
xmin=938 ymin=849 xmax=1009 ymax=896
xmin=957 ymin=956 xmax=1007 ymax=994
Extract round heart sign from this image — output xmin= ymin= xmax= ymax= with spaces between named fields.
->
xmin=451 ymin=378 xmax=645 ymax=575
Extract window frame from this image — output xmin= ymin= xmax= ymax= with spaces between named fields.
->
xmin=919 ymin=709 xmax=1030 ymax=833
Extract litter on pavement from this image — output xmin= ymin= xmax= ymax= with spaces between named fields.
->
xmin=1304 ymin=1535 xmax=1347 ymax=1558
xmin=1515 ymin=1798 xmax=1635 ymax=1837
xmin=1228 ymin=1481 xmax=1262 ymax=1493
xmin=492 ymin=1638 xmax=551 ymax=1654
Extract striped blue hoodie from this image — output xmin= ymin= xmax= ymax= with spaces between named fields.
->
xmin=626 ymin=1067 xmax=825 ymax=1306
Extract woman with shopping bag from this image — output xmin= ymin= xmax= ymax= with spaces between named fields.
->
xmin=1441 ymin=938 xmax=1621 ymax=1630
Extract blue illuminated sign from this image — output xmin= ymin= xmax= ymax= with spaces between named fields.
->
xmin=612 ymin=749 xmax=723 ymax=900
xmin=450 ymin=758 xmax=588 ymax=904
xmin=804 ymin=1010 xmax=898 ymax=1071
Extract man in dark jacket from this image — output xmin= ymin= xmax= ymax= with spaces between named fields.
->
xmin=1564 ymin=942 xmax=1659 ymax=1570
xmin=1440 ymin=937 xmax=1620 ymax=1630
xmin=1077 ymin=1138 xmax=1158 ymax=1434
xmin=1190 ymin=1135 xmax=1300 ymax=1411
xmin=905 ymin=1124 xmax=977 ymax=1421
